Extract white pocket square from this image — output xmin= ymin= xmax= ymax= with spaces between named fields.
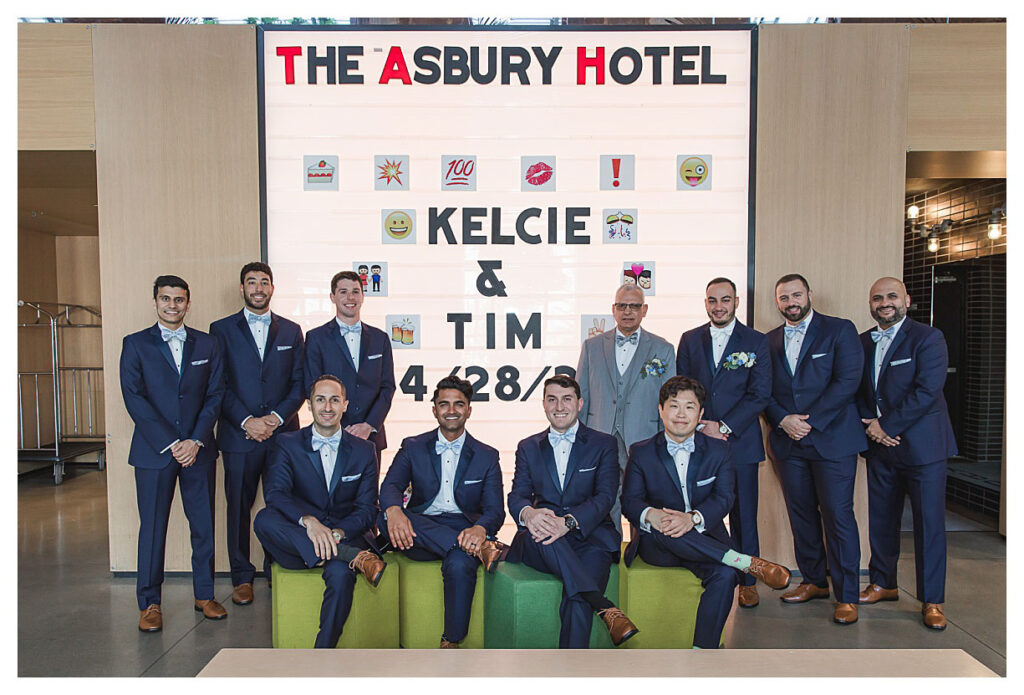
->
xmin=578 ymin=466 xmax=597 ymax=473
xmin=368 ymin=353 xmax=383 ymax=360
xmin=890 ymin=358 xmax=912 ymax=366
xmin=696 ymin=476 xmax=716 ymax=486
xmin=341 ymin=473 xmax=361 ymax=482
xmin=191 ymin=359 xmax=208 ymax=366
xmin=276 ymin=345 xmax=293 ymax=351
xmin=463 ymin=479 xmax=482 ymax=485
xmin=811 ymin=353 xmax=828 ymax=359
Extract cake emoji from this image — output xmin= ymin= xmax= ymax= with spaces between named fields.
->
xmin=307 ymin=159 xmax=335 ymax=184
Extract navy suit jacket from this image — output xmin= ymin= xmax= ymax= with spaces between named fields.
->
xmin=263 ymin=426 xmax=379 ymax=541
xmin=676 ymin=320 xmax=771 ymax=465
xmin=857 ymin=318 xmax=958 ymax=466
xmin=507 ymin=424 xmax=621 ymax=558
xmin=119 ymin=324 xmax=224 ymax=469
xmin=764 ymin=311 xmax=868 ymax=460
xmin=209 ymin=310 xmax=305 ymax=453
xmin=304 ymin=320 xmax=396 ymax=450
xmin=621 ymin=432 xmax=735 ymax=565
xmin=379 ymin=429 xmax=505 ymax=536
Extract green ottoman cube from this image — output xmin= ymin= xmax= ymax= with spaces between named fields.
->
xmin=271 ymin=556 xmax=399 ymax=648
xmin=484 ymin=561 xmax=619 ymax=649
xmin=619 ymin=555 xmax=718 ymax=649
xmin=394 ymin=553 xmax=486 ymax=648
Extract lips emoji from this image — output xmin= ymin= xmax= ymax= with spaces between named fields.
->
xmin=525 ymin=162 xmax=553 ymax=186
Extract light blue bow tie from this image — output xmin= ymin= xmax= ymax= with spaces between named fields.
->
xmin=667 ymin=438 xmax=695 ymax=457
xmin=160 ymin=326 xmax=186 ymax=342
xmin=870 ymin=326 xmax=896 ymax=343
xmin=311 ymin=432 xmax=341 ymax=452
xmin=436 ymin=439 xmax=462 ymax=455
xmin=548 ymin=430 xmax=576 ymax=447
xmin=784 ymin=323 xmax=807 ymax=338
xmin=248 ymin=313 xmax=271 ymax=326
xmin=615 ymin=332 xmax=639 ymax=347
xmin=338 ymin=322 xmax=362 ymax=336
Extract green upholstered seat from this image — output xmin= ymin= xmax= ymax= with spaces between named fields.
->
xmin=393 ymin=553 xmax=486 ymax=648
xmin=618 ymin=554 xmax=714 ymax=649
xmin=271 ymin=558 xmax=399 ymax=648
xmin=483 ymin=561 xmax=619 ymax=649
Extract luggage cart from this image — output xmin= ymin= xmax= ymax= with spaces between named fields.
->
xmin=17 ymin=300 xmax=105 ymax=484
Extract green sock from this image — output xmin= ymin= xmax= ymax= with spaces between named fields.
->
xmin=692 ymin=645 xmax=702 ymax=649
xmin=721 ymin=549 xmax=752 ymax=572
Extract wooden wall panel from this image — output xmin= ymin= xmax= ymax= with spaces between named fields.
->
xmin=752 ymin=24 xmax=909 ymax=569
xmin=907 ymin=24 xmax=1006 ymax=152
xmin=18 ymin=23 xmax=96 ymax=150
xmin=17 ymin=229 xmax=59 ymax=450
xmin=93 ymin=25 xmax=260 ymax=572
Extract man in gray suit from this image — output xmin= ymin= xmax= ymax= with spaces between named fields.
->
xmin=577 ymin=283 xmax=676 ymax=532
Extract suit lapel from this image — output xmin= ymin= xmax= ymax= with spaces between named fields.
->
xmin=180 ymin=329 xmax=196 ymax=380
xmin=685 ymin=436 xmax=703 ymax=498
xmin=265 ymin=313 xmax=281 ymax=359
xmin=562 ymin=426 xmax=585 ymax=491
xmin=303 ymin=428 xmax=330 ymax=494
xmin=327 ymin=435 xmax=348 ymax=496
xmin=454 ymin=434 xmax=475 ymax=487
xmin=426 ymin=434 xmax=443 ymax=485
xmin=601 ymin=330 xmax=618 ymax=389
xmin=330 ymin=321 xmax=357 ymax=371
xmin=771 ymin=328 xmax=793 ymax=378
xmin=150 ymin=324 xmax=179 ymax=376
xmin=620 ymin=330 xmax=651 ymax=395
xmin=794 ymin=316 xmax=820 ymax=373
xmin=235 ymin=311 xmax=262 ymax=361
xmin=356 ymin=323 xmax=367 ymax=369
xmin=715 ymin=326 xmax=743 ymax=378
xmin=876 ymin=321 xmax=909 ymax=386
xmin=699 ymin=325 xmax=716 ymax=375
xmin=539 ymin=435 xmax=563 ymax=494
xmin=656 ymin=433 xmax=683 ymax=494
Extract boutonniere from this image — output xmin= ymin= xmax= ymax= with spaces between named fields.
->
xmin=722 ymin=351 xmax=756 ymax=370
xmin=640 ymin=356 xmax=668 ymax=379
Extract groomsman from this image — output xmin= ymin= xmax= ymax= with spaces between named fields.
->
xmin=210 ymin=262 xmax=305 ymax=604
xmin=622 ymin=376 xmax=791 ymax=649
xmin=577 ymin=283 xmax=676 ymax=531
xmin=120 ymin=275 xmax=226 ymax=632
xmin=253 ymin=375 xmax=385 ymax=648
xmin=765 ymin=274 xmax=867 ymax=625
xmin=305 ymin=270 xmax=395 ymax=459
xmin=378 ymin=376 xmax=507 ymax=648
xmin=676 ymin=277 xmax=771 ymax=608
xmin=507 ymin=374 xmax=639 ymax=648
xmin=856 ymin=277 xmax=957 ymax=630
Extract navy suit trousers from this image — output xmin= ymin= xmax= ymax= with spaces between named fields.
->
xmin=638 ymin=529 xmax=740 ymax=649
xmin=776 ymin=442 xmax=860 ymax=603
xmin=134 ymin=459 xmax=216 ymax=609
xmin=253 ymin=506 xmax=365 ymax=648
xmin=514 ymin=533 xmax=614 ymax=649
xmin=866 ymin=451 xmax=947 ymax=603
xmin=729 ymin=463 xmax=761 ymax=587
xmin=380 ymin=511 xmax=480 ymax=642
xmin=223 ymin=448 xmax=273 ymax=585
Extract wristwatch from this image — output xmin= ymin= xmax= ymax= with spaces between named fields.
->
xmin=690 ymin=510 xmax=704 ymax=527
xmin=564 ymin=515 xmax=579 ymax=532
xmin=331 ymin=530 xmax=343 ymax=543
xmin=718 ymin=421 xmax=732 ymax=435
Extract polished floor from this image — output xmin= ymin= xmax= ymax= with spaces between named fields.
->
xmin=18 ymin=467 xmax=1006 ymax=677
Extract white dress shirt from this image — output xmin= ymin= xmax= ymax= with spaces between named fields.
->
xmin=165 ymin=333 xmax=184 ymax=373
xmin=615 ymin=327 xmax=641 ymax=376
xmin=244 ymin=307 xmax=270 ymax=360
xmin=873 ymin=316 xmax=906 ymax=416
xmin=784 ymin=309 xmax=814 ymax=373
xmin=336 ymin=317 xmax=361 ymax=364
xmin=550 ymin=421 xmax=579 ymax=488
xmin=710 ymin=318 xmax=736 ymax=367
xmin=639 ymin=435 xmax=706 ymax=534
xmin=422 ymin=431 xmax=467 ymax=516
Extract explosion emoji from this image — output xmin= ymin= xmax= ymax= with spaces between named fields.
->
xmin=377 ymin=158 xmax=404 ymax=186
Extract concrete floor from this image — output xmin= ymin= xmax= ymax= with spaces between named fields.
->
xmin=18 ymin=467 xmax=1007 ymax=677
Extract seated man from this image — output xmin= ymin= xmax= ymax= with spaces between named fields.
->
xmin=621 ymin=375 xmax=791 ymax=649
xmin=254 ymin=374 xmax=386 ymax=649
xmin=378 ymin=376 xmax=507 ymax=648
xmin=507 ymin=374 xmax=639 ymax=648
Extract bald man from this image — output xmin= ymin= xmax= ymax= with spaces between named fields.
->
xmin=856 ymin=277 xmax=957 ymax=630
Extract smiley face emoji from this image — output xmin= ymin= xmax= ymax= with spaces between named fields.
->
xmin=384 ymin=210 xmax=413 ymax=240
xmin=679 ymin=157 xmax=709 ymax=187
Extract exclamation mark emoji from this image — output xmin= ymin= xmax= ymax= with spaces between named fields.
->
xmin=612 ymin=158 xmax=621 ymax=187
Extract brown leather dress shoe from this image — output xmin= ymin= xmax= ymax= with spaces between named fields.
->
xmin=139 ymin=604 xmax=162 ymax=632
xmin=232 ymin=582 xmax=254 ymax=605
xmin=596 ymin=607 xmax=639 ymax=646
xmin=833 ymin=602 xmax=858 ymax=624
xmin=738 ymin=585 xmax=760 ymax=608
xmin=194 ymin=599 xmax=228 ymax=620
xmin=859 ymin=583 xmax=899 ymax=604
xmin=745 ymin=557 xmax=792 ymax=590
xmin=476 ymin=539 xmax=509 ymax=573
xmin=439 ymin=638 xmax=460 ymax=648
xmin=349 ymin=550 xmax=386 ymax=587
xmin=922 ymin=603 xmax=947 ymax=630
xmin=781 ymin=582 xmax=830 ymax=603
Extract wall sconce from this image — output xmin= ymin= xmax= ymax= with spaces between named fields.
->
xmin=927 ymin=236 xmax=940 ymax=253
xmin=987 ymin=206 xmax=1005 ymax=240
xmin=907 ymin=204 xmax=920 ymax=220
xmin=925 ymin=219 xmax=952 ymax=253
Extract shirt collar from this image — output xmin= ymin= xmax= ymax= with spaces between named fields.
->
xmin=548 ymin=420 xmax=580 ymax=440
xmin=877 ymin=316 xmax=907 ymax=337
xmin=436 ymin=430 xmax=467 ymax=450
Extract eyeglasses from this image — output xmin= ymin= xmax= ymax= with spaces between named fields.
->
xmin=614 ymin=303 xmax=644 ymax=312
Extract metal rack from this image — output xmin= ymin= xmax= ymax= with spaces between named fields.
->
xmin=18 ymin=300 xmax=105 ymax=484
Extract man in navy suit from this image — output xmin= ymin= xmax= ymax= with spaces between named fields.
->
xmin=676 ymin=277 xmax=771 ymax=608
xmin=253 ymin=374 xmax=386 ymax=649
xmin=209 ymin=262 xmax=305 ymax=605
xmin=507 ymin=374 xmax=639 ymax=648
xmin=622 ymin=376 xmax=791 ymax=649
xmin=304 ymin=270 xmax=395 ymax=462
xmin=378 ymin=376 xmax=507 ymax=648
xmin=120 ymin=275 xmax=227 ymax=632
xmin=765 ymin=274 xmax=867 ymax=625
xmin=856 ymin=277 xmax=957 ymax=630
